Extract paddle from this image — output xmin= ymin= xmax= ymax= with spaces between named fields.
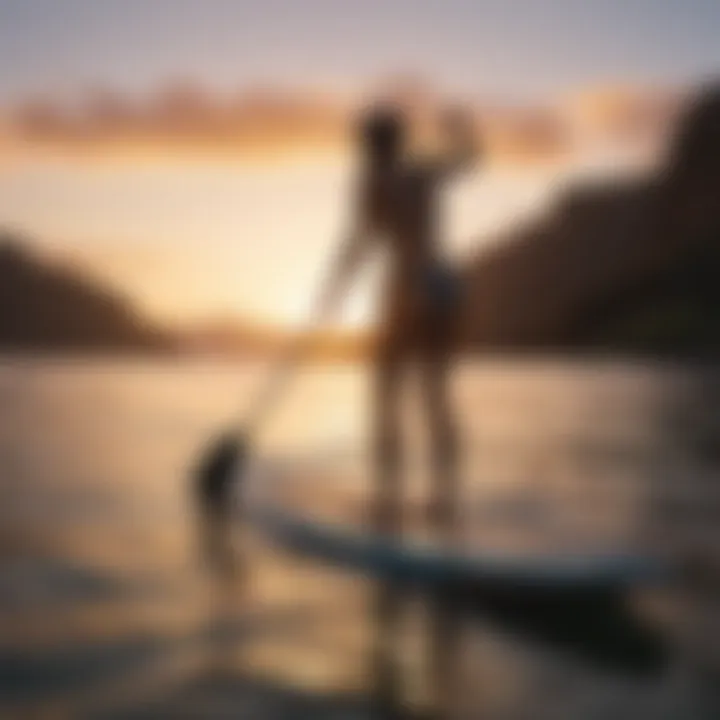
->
xmin=192 ymin=196 xmax=367 ymax=516
xmin=193 ymin=324 xmax=320 ymax=517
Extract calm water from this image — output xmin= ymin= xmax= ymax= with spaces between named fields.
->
xmin=1 ymin=357 xmax=719 ymax=719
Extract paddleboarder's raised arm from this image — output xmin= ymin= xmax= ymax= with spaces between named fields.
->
xmin=434 ymin=107 xmax=482 ymax=179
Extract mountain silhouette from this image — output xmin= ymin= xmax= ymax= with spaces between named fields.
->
xmin=0 ymin=237 xmax=173 ymax=353
xmin=3 ymin=85 xmax=719 ymax=359
xmin=460 ymin=84 xmax=720 ymax=357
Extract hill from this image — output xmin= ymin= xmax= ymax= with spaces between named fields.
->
xmin=460 ymin=84 xmax=720 ymax=357
xmin=0 ymin=238 xmax=174 ymax=353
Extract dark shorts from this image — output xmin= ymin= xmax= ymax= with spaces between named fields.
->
xmin=423 ymin=262 xmax=462 ymax=317
xmin=376 ymin=262 xmax=462 ymax=363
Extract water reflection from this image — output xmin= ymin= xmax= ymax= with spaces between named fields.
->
xmin=366 ymin=558 xmax=669 ymax=717
xmin=2 ymin=360 xmax=720 ymax=718
xmin=367 ymin=508 xmax=464 ymax=719
xmin=368 ymin=586 xmax=461 ymax=720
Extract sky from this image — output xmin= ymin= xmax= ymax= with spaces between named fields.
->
xmin=0 ymin=0 xmax=717 ymax=325
xmin=0 ymin=0 xmax=718 ymax=102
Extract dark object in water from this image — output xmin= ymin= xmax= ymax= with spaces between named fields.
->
xmin=194 ymin=432 xmax=248 ymax=517
xmin=192 ymin=324 xmax=313 ymax=520
xmin=456 ymin=582 xmax=669 ymax=678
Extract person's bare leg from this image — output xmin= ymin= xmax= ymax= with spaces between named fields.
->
xmin=421 ymin=347 xmax=462 ymax=718
xmin=420 ymin=350 xmax=458 ymax=533
xmin=372 ymin=346 xmax=404 ymax=535
xmin=369 ymin=345 xmax=407 ymax=717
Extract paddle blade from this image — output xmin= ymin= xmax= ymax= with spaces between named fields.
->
xmin=194 ymin=432 xmax=249 ymax=516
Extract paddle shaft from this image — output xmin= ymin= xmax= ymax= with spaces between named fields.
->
xmin=235 ymin=230 xmax=355 ymax=438
xmin=239 ymin=322 xmax=321 ymax=436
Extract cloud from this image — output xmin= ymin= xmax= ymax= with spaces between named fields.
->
xmin=0 ymin=81 xmax=692 ymax=167
xmin=559 ymin=83 xmax=686 ymax=147
xmin=5 ymin=83 xmax=351 ymax=162
xmin=479 ymin=106 xmax=571 ymax=163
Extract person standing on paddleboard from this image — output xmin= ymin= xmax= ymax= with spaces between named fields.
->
xmin=316 ymin=104 xmax=481 ymax=532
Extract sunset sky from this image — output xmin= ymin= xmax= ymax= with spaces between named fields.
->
xmin=0 ymin=0 xmax=718 ymax=326
xmin=1 ymin=0 xmax=718 ymax=100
